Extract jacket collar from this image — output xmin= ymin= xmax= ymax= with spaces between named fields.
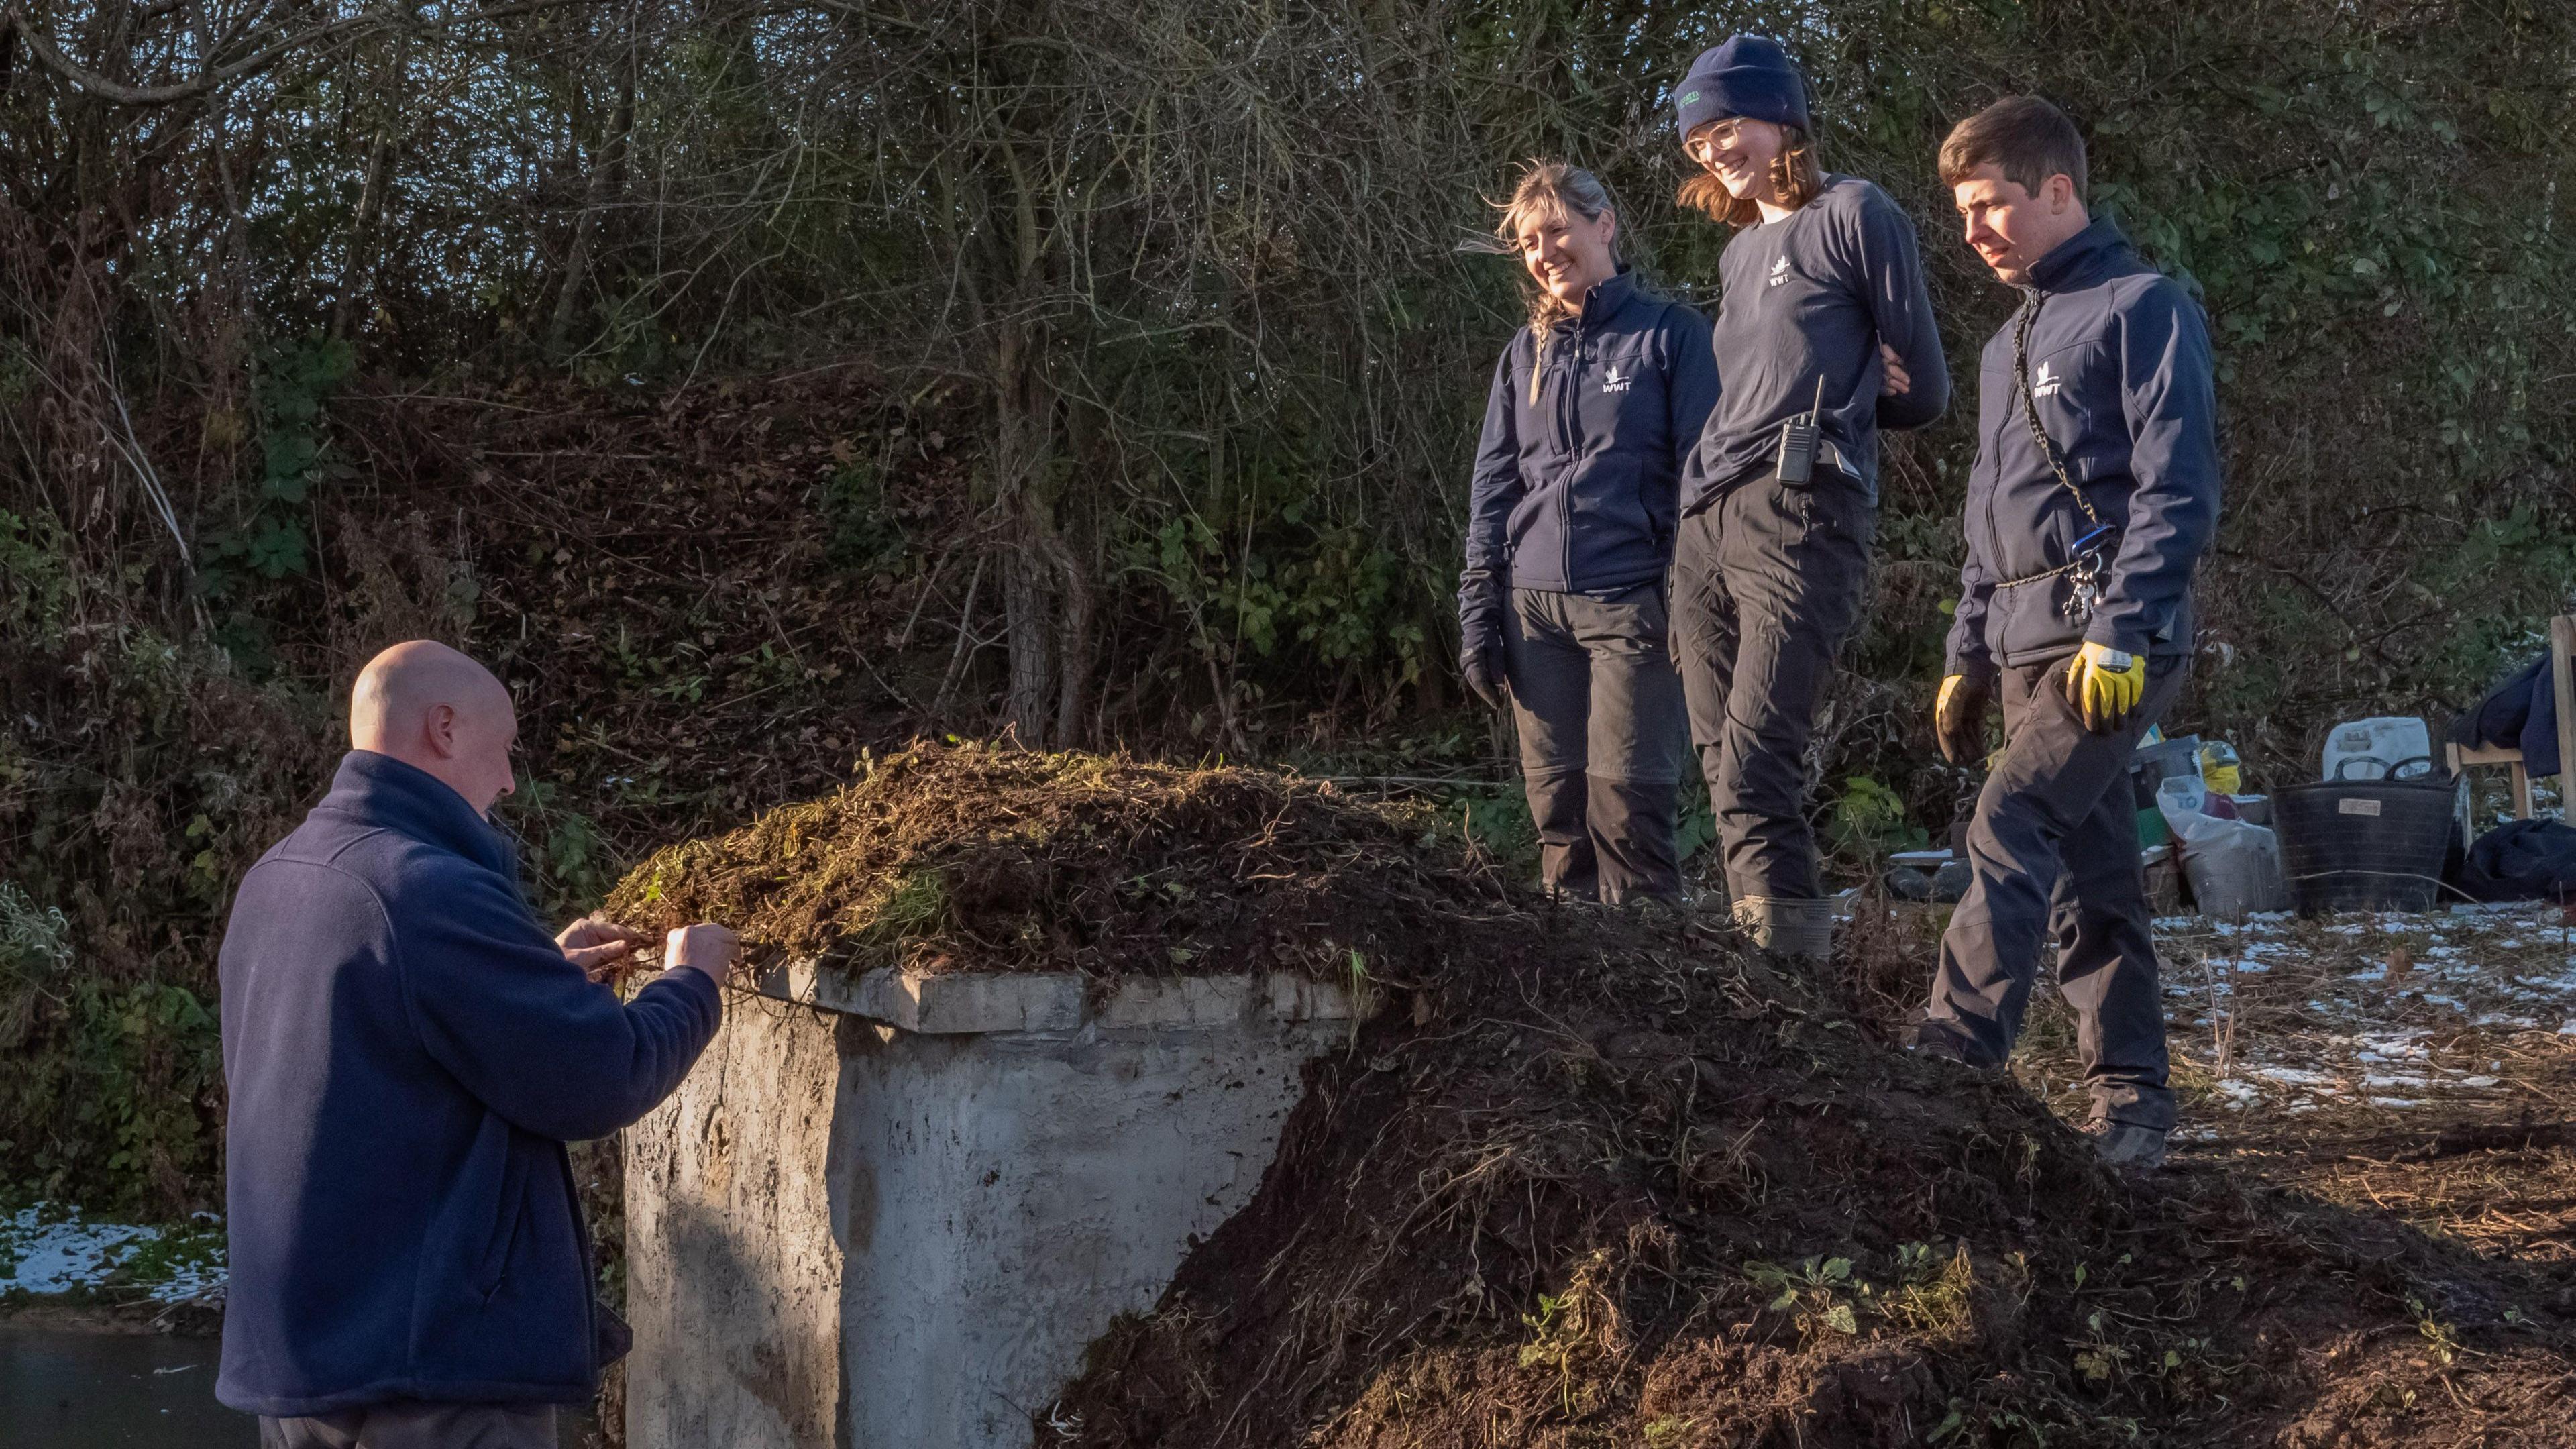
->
xmin=320 ymin=750 xmax=515 ymax=877
xmin=1546 ymin=267 xmax=1637 ymax=339
xmin=2025 ymin=215 xmax=2133 ymax=294
xmin=1579 ymin=266 xmax=1637 ymax=319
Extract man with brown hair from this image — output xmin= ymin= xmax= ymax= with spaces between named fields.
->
xmin=1911 ymin=97 xmax=2220 ymax=1169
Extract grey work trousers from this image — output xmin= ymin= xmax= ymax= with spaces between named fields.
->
xmin=1670 ymin=473 xmax=1875 ymax=903
xmin=1503 ymin=583 xmax=1688 ymax=904
xmin=1916 ymin=653 xmax=2187 ymax=1130
xmin=261 ymin=1401 xmax=557 ymax=1449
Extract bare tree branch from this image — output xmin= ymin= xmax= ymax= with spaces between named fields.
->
xmin=2 ymin=0 xmax=592 ymax=107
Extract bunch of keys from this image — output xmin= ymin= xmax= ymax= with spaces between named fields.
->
xmin=2061 ymin=523 xmax=2116 ymax=623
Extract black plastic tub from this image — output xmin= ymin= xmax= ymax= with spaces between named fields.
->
xmin=2274 ymin=777 xmax=2455 ymax=914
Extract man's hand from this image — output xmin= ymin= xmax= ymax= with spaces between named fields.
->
xmin=665 ymin=924 xmax=741 ymax=988
xmin=1934 ymin=673 xmax=1992 ymax=767
xmin=2062 ymin=642 xmax=2147 ymax=733
xmin=1880 ymin=342 xmax=1912 ymax=398
xmin=558 ymin=912 xmax=648 ymax=982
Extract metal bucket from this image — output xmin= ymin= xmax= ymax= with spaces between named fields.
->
xmin=2274 ymin=776 xmax=2455 ymax=914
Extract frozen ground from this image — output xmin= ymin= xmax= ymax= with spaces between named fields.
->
xmin=0 ymin=1205 xmax=224 ymax=1305
xmin=2141 ymin=904 xmax=2576 ymax=1124
xmin=2002 ymin=901 xmax=2576 ymax=1264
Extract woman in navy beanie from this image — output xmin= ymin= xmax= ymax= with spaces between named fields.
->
xmin=1666 ymin=34 xmax=1950 ymax=956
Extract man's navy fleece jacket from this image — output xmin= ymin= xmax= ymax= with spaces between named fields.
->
xmin=215 ymin=751 xmax=722 ymax=1416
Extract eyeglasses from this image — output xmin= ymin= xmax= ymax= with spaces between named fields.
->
xmin=1685 ymin=117 xmax=1748 ymax=161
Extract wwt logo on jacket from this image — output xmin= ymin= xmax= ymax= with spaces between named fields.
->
xmin=2032 ymin=360 xmax=2062 ymax=398
xmin=1603 ymin=365 xmax=1635 ymax=393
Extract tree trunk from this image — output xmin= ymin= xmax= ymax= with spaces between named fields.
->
xmin=992 ymin=319 xmax=1057 ymax=744
xmin=547 ymin=26 xmax=637 ymax=357
xmin=1048 ymin=530 xmax=1095 ymax=747
xmin=329 ymin=30 xmax=413 ymax=343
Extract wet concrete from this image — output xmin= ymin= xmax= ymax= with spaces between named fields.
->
xmin=0 ymin=1326 xmax=600 ymax=1447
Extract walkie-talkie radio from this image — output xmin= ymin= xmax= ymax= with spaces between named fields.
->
xmin=1775 ymin=376 xmax=1825 ymax=486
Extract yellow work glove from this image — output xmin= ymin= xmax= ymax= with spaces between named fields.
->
xmin=1934 ymin=674 xmax=1991 ymax=767
xmin=2061 ymin=642 xmax=2146 ymax=733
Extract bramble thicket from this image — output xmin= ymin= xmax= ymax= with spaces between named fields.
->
xmin=1 ymin=0 xmax=2570 ymax=1210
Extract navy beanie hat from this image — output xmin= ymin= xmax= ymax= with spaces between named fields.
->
xmin=1672 ymin=34 xmax=1811 ymax=141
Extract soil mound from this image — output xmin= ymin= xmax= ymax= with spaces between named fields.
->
xmin=605 ymin=746 xmax=2572 ymax=1444
xmin=602 ymin=742 xmax=1508 ymax=979
xmin=1038 ymin=913 xmax=2576 ymax=1446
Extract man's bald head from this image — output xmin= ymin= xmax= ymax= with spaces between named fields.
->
xmin=350 ymin=641 xmax=519 ymax=817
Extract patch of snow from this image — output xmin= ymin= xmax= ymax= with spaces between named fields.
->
xmin=0 ymin=1205 xmax=224 ymax=1303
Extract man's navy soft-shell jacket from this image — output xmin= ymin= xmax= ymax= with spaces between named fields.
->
xmin=1946 ymin=217 xmax=2220 ymax=676
xmin=1463 ymin=269 xmax=1719 ymax=595
xmin=215 ymin=751 xmax=722 ymax=1417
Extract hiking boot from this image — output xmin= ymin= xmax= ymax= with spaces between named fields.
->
xmin=1900 ymin=1020 xmax=1986 ymax=1069
xmin=2084 ymin=1120 xmax=2169 ymax=1170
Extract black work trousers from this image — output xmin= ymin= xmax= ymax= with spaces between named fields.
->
xmin=1670 ymin=472 xmax=1875 ymax=904
xmin=1503 ymin=584 xmax=1688 ymax=904
xmin=1917 ymin=653 xmax=2186 ymax=1130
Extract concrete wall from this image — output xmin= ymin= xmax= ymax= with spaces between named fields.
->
xmin=623 ymin=965 xmax=1360 ymax=1449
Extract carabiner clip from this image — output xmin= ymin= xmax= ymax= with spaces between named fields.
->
xmin=2069 ymin=524 xmax=2116 ymax=561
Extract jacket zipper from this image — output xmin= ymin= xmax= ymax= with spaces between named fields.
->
xmin=1559 ymin=304 xmax=1584 ymax=590
xmin=1980 ymin=289 xmax=2038 ymax=600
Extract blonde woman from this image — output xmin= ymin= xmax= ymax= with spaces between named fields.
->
xmin=1666 ymin=35 xmax=1949 ymax=953
xmin=1458 ymin=162 xmax=1719 ymax=904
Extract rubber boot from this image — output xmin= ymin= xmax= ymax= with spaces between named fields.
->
xmin=1731 ymin=896 xmax=1833 ymax=961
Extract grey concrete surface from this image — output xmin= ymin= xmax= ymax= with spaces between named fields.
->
xmin=622 ymin=967 xmax=1360 ymax=1449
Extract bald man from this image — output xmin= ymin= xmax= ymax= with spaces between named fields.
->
xmin=215 ymin=641 xmax=737 ymax=1447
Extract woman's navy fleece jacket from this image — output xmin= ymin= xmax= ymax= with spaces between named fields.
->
xmin=1463 ymin=269 xmax=1719 ymax=596
xmin=215 ymin=751 xmax=722 ymax=1416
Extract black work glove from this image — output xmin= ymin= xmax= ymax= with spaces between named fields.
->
xmin=1934 ymin=672 xmax=1992 ymax=767
xmin=1457 ymin=569 xmax=1509 ymax=712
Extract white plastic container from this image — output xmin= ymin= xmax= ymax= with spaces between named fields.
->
xmin=2320 ymin=716 xmax=2434 ymax=782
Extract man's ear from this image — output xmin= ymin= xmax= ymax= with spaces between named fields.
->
xmin=2049 ymin=174 xmax=2076 ymax=214
xmin=423 ymin=702 xmax=459 ymax=759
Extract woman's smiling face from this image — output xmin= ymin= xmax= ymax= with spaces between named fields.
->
xmin=1688 ymin=115 xmax=1789 ymax=201
xmin=1516 ymin=205 xmax=1618 ymax=307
